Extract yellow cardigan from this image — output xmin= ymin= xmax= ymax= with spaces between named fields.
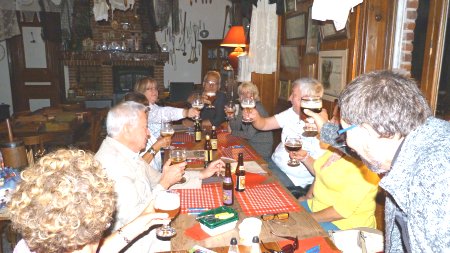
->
xmin=307 ymin=150 xmax=380 ymax=230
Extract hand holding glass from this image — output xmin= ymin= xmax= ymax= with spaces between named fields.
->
xmin=285 ymin=136 xmax=303 ymax=167
xmin=170 ymin=148 xmax=187 ymax=184
xmin=205 ymin=92 xmax=217 ymax=108
xmin=191 ymin=94 xmax=204 ymax=120
xmin=241 ymin=97 xmax=255 ymax=123
xmin=154 ymin=190 xmax=180 ymax=239
xmin=224 ymin=100 xmax=236 ymax=120
xmin=300 ymin=96 xmax=322 ymax=136
xmin=160 ymin=121 xmax=175 ymax=149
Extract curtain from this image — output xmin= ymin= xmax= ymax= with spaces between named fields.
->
xmin=248 ymin=0 xmax=278 ymax=74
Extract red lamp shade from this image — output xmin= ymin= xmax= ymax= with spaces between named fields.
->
xmin=221 ymin=26 xmax=247 ymax=70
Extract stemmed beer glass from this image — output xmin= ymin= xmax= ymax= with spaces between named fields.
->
xmin=160 ymin=121 xmax=175 ymax=149
xmin=284 ymin=136 xmax=303 ymax=167
xmin=224 ymin=100 xmax=236 ymax=120
xmin=300 ymin=96 xmax=322 ymax=137
xmin=170 ymin=148 xmax=187 ymax=184
xmin=205 ymin=91 xmax=217 ymax=109
xmin=191 ymin=93 xmax=204 ymax=120
xmin=241 ymin=97 xmax=255 ymax=123
xmin=154 ymin=190 xmax=181 ymax=239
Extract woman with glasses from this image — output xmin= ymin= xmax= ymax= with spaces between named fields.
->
xmin=187 ymin=71 xmax=227 ymax=128
xmin=227 ymin=82 xmax=273 ymax=161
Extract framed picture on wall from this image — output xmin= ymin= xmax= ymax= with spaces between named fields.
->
xmin=318 ymin=50 xmax=348 ymax=100
xmin=279 ymin=80 xmax=291 ymax=100
xmin=305 ymin=6 xmax=320 ymax=54
xmin=285 ymin=13 xmax=306 ymax=40
xmin=285 ymin=0 xmax=296 ymax=13
xmin=280 ymin=45 xmax=300 ymax=69
xmin=319 ymin=21 xmax=350 ymax=41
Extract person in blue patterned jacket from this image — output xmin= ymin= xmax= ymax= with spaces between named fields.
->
xmin=336 ymin=70 xmax=450 ymax=252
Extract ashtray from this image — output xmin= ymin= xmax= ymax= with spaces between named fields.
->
xmin=156 ymin=225 xmax=177 ymax=240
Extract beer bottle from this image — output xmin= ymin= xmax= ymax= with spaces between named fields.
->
xmin=223 ymin=163 xmax=234 ymax=206
xmin=235 ymin=153 xmax=245 ymax=192
xmin=210 ymin=126 xmax=218 ymax=151
xmin=194 ymin=119 xmax=202 ymax=142
xmin=204 ymin=134 xmax=213 ymax=166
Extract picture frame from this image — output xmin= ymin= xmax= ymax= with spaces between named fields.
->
xmin=318 ymin=50 xmax=348 ymax=100
xmin=284 ymin=0 xmax=296 ymax=13
xmin=319 ymin=21 xmax=350 ymax=41
xmin=305 ymin=6 xmax=320 ymax=54
xmin=285 ymin=13 xmax=306 ymax=40
xmin=279 ymin=80 xmax=291 ymax=100
xmin=280 ymin=45 xmax=300 ymax=69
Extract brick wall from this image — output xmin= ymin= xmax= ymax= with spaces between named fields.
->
xmin=400 ymin=0 xmax=419 ymax=73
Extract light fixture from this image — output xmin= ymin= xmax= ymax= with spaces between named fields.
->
xmin=221 ymin=26 xmax=247 ymax=70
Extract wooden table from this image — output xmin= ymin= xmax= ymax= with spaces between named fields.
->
xmin=167 ymin=130 xmax=329 ymax=251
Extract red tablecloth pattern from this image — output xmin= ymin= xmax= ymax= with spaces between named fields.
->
xmin=235 ymin=183 xmax=301 ymax=216
xmin=175 ymin=183 xmax=223 ymax=214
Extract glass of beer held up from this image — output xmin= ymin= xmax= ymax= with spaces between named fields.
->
xmin=300 ymin=96 xmax=322 ymax=137
xmin=154 ymin=190 xmax=181 ymax=239
xmin=205 ymin=92 xmax=217 ymax=108
xmin=285 ymin=136 xmax=303 ymax=167
xmin=170 ymin=148 xmax=187 ymax=184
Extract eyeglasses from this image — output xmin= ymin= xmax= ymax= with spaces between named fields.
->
xmin=204 ymin=80 xmax=218 ymax=86
xmin=261 ymin=232 xmax=298 ymax=253
xmin=335 ymin=124 xmax=357 ymax=145
xmin=260 ymin=212 xmax=289 ymax=221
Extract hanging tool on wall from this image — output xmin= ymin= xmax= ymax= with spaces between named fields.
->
xmin=222 ymin=5 xmax=230 ymax=38
xmin=182 ymin=11 xmax=187 ymax=56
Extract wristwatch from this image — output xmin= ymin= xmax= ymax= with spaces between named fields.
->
xmin=148 ymin=147 xmax=157 ymax=156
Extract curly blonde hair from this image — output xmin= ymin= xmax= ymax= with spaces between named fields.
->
xmin=9 ymin=149 xmax=115 ymax=253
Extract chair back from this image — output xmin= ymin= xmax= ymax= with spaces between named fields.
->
xmin=168 ymin=82 xmax=195 ymax=102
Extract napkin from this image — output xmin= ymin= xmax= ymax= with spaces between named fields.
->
xmin=184 ymin=223 xmax=211 ymax=241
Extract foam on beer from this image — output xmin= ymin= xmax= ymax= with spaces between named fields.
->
xmin=155 ymin=191 xmax=180 ymax=211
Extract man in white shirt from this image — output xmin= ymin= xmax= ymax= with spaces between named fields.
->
xmin=95 ymin=101 xmax=223 ymax=252
xmin=244 ymin=78 xmax=325 ymax=195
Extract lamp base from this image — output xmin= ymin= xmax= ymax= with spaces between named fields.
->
xmin=227 ymin=47 xmax=244 ymax=71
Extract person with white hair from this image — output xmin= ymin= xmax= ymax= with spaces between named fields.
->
xmin=95 ymin=101 xmax=224 ymax=252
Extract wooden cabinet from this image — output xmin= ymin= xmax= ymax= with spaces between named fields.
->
xmin=199 ymin=39 xmax=232 ymax=79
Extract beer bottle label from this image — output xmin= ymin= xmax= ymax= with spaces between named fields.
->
xmin=223 ymin=189 xmax=233 ymax=205
xmin=204 ymin=150 xmax=213 ymax=162
xmin=237 ymin=176 xmax=245 ymax=190
xmin=223 ymin=177 xmax=232 ymax=184
xmin=195 ymin=131 xmax=202 ymax=141
xmin=211 ymin=139 xmax=218 ymax=150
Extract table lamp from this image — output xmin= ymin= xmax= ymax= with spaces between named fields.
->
xmin=221 ymin=26 xmax=247 ymax=70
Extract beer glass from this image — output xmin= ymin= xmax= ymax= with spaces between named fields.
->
xmin=284 ymin=136 xmax=303 ymax=167
xmin=224 ymin=100 xmax=236 ymax=120
xmin=300 ymin=96 xmax=322 ymax=136
xmin=205 ymin=92 xmax=217 ymax=108
xmin=241 ymin=97 xmax=255 ymax=123
xmin=170 ymin=148 xmax=187 ymax=184
xmin=160 ymin=121 xmax=175 ymax=149
xmin=191 ymin=93 xmax=204 ymax=120
xmin=154 ymin=190 xmax=181 ymax=239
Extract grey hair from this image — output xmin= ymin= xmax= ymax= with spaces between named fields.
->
xmin=339 ymin=70 xmax=432 ymax=138
xmin=203 ymin=71 xmax=221 ymax=88
xmin=291 ymin=78 xmax=324 ymax=97
xmin=106 ymin=101 xmax=148 ymax=138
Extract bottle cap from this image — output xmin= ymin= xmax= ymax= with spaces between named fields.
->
xmin=230 ymin=237 xmax=238 ymax=245
xmin=252 ymin=236 xmax=259 ymax=243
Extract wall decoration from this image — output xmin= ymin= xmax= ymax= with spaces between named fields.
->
xmin=285 ymin=0 xmax=296 ymax=13
xmin=305 ymin=6 xmax=320 ymax=54
xmin=319 ymin=21 xmax=350 ymax=41
xmin=318 ymin=50 xmax=348 ymax=100
xmin=285 ymin=13 xmax=306 ymax=40
xmin=280 ymin=45 xmax=300 ymax=69
xmin=279 ymin=80 xmax=291 ymax=100
xmin=22 ymin=27 xmax=47 ymax=69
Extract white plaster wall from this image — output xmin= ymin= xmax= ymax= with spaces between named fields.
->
xmin=0 ymin=40 xmax=13 ymax=115
xmin=155 ymin=1 xmax=231 ymax=88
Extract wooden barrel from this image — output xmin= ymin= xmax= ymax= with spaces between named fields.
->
xmin=0 ymin=140 xmax=28 ymax=169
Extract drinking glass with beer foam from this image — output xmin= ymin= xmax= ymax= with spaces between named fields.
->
xmin=154 ymin=190 xmax=181 ymax=239
xmin=160 ymin=121 xmax=175 ymax=149
xmin=205 ymin=92 xmax=217 ymax=108
xmin=285 ymin=136 xmax=303 ymax=167
xmin=241 ymin=97 xmax=255 ymax=123
xmin=300 ymin=96 xmax=322 ymax=136
xmin=224 ymin=100 xmax=236 ymax=120
xmin=170 ymin=148 xmax=187 ymax=184
xmin=191 ymin=93 xmax=204 ymax=120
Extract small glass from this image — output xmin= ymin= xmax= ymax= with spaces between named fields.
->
xmin=205 ymin=92 xmax=217 ymax=108
xmin=241 ymin=97 xmax=255 ymax=123
xmin=300 ymin=96 xmax=322 ymax=137
xmin=191 ymin=94 xmax=204 ymax=120
xmin=284 ymin=136 xmax=303 ymax=167
xmin=160 ymin=121 xmax=175 ymax=149
xmin=224 ymin=100 xmax=236 ymax=120
xmin=170 ymin=148 xmax=187 ymax=184
xmin=154 ymin=190 xmax=181 ymax=239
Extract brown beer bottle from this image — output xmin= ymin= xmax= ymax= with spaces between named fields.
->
xmin=223 ymin=163 xmax=234 ymax=206
xmin=204 ymin=134 xmax=213 ymax=166
xmin=235 ymin=153 xmax=245 ymax=192
xmin=210 ymin=126 xmax=218 ymax=151
xmin=194 ymin=119 xmax=202 ymax=142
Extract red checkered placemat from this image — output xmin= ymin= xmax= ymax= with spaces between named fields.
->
xmin=218 ymin=145 xmax=259 ymax=161
xmin=172 ymin=132 xmax=194 ymax=143
xmin=175 ymin=183 xmax=223 ymax=214
xmin=235 ymin=183 xmax=301 ymax=216
xmin=217 ymin=132 xmax=241 ymax=146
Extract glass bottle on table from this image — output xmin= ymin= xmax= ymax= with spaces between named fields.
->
xmin=204 ymin=134 xmax=213 ymax=167
xmin=210 ymin=126 xmax=218 ymax=151
xmin=223 ymin=163 xmax=234 ymax=206
xmin=194 ymin=119 xmax=202 ymax=142
xmin=228 ymin=237 xmax=240 ymax=253
xmin=235 ymin=152 xmax=245 ymax=192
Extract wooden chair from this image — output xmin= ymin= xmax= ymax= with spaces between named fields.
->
xmin=73 ymin=108 xmax=108 ymax=152
xmin=21 ymin=133 xmax=59 ymax=164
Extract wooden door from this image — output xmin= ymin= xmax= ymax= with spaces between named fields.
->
xmin=7 ymin=12 xmax=64 ymax=113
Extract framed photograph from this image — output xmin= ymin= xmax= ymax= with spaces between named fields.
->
xmin=279 ymin=80 xmax=291 ymax=100
xmin=319 ymin=21 xmax=350 ymax=41
xmin=285 ymin=0 xmax=296 ymax=13
xmin=305 ymin=6 xmax=320 ymax=54
xmin=318 ymin=50 xmax=348 ymax=100
xmin=285 ymin=13 xmax=306 ymax=40
xmin=280 ymin=45 xmax=300 ymax=69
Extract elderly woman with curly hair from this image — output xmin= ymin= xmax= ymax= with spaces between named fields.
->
xmin=9 ymin=149 xmax=169 ymax=253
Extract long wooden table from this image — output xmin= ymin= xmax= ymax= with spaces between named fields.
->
xmin=167 ymin=129 xmax=330 ymax=251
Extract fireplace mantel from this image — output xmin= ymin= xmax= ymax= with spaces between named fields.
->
xmin=63 ymin=51 xmax=169 ymax=66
